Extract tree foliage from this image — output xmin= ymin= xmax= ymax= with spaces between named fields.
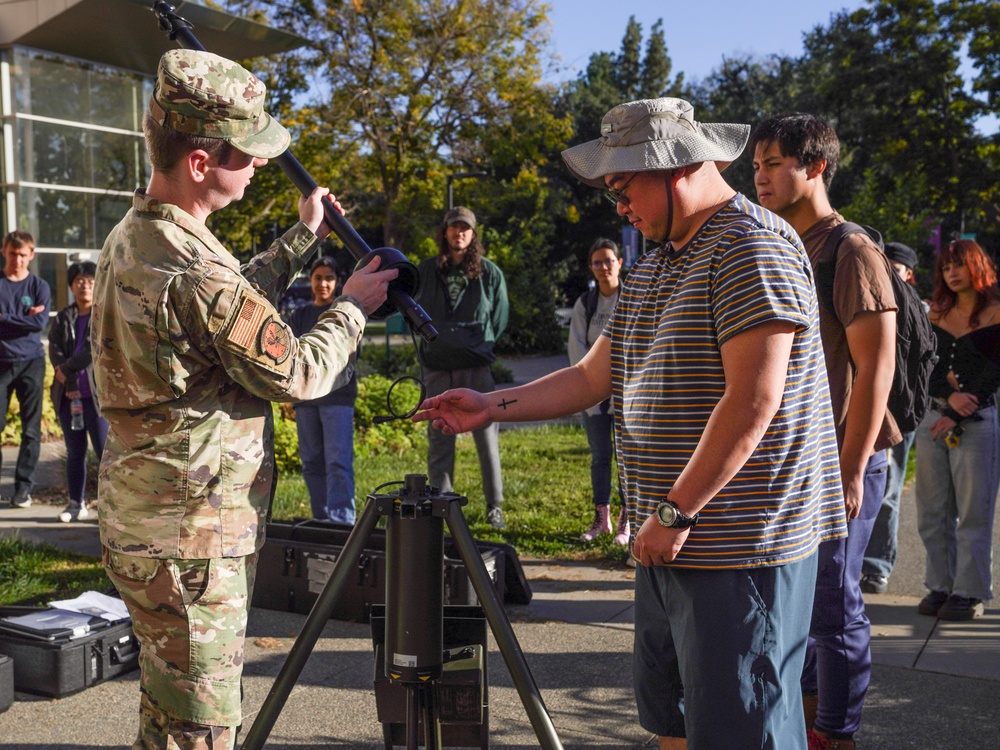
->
xmin=201 ymin=0 xmax=1000 ymax=356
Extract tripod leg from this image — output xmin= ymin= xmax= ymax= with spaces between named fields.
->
xmin=445 ymin=510 xmax=564 ymax=750
xmin=240 ymin=500 xmax=381 ymax=750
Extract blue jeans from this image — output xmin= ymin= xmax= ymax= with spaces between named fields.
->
xmin=582 ymin=406 xmax=622 ymax=508
xmin=915 ymin=406 xmax=999 ymax=600
xmin=0 ymin=357 xmax=46 ymax=495
xmin=295 ymin=404 xmax=356 ymax=524
xmin=56 ymin=396 xmax=109 ymax=504
xmin=634 ymin=554 xmax=818 ymax=749
xmin=424 ymin=367 xmax=503 ymax=509
xmin=863 ymin=431 xmax=915 ymax=578
xmin=802 ymin=450 xmax=887 ymax=737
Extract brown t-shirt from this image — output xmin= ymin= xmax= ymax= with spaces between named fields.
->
xmin=801 ymin=212 xmax=902 ymax=452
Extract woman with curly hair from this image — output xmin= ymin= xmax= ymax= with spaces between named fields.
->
xmin=915 ymin=239 xmax=1000 ymax=620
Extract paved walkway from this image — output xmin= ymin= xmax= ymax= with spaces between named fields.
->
xmin=2 ymin=354 xmax=999 ymax=747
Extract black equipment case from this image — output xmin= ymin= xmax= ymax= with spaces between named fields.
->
xmin=253 ymin=519 xmax=531 ymax=624
xmin=0 ymin=607 xmax=140 ymax=699
xmin=0 ymin=654 xmax=13 ymax=713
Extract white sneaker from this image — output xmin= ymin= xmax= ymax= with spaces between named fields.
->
xmin=59 ymin=503 xmax=90 ymax=523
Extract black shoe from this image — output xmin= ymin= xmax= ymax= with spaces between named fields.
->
xmin=937 ymin=595 xmax=985 ymax=621
xmin=11 ymin=492 xmax=32 ymax=508
xmin=860 ymin=574 xmax=889 ymax=594
xmin=486 ymin=507 xmax=506 ymax=530
xmin=917 ymin=590 xmax=949 ymax=616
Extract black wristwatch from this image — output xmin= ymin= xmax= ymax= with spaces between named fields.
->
xmin=655 ymin=500 xmax=699 ymax=529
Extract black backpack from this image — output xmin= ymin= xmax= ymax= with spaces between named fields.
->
xmin=814 ymin=222 xmax=938 ymax=433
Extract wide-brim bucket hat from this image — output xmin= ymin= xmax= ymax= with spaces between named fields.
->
xmin=562 ymin=98 xmax=750 ymax=188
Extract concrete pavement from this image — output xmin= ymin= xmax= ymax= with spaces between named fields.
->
xmin=1 ymin=354 xmax=999 ymax=748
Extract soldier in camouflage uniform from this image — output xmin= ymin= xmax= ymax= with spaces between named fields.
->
xmin=92 ymin=49 xmax=398 ymax=750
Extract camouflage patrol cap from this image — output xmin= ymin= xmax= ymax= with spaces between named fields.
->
xmin=149 ymin=49 xmax=290 ymax=159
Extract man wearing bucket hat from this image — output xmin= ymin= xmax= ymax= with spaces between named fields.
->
xmin=413 ymin=97 xmax=846 ymax=749
xmin=92 ymin=49 xmax=397 ymax=750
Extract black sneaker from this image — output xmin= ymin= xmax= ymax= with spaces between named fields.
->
xmin=917 ymin=590 xmax=949 ymax=616
xmin=11 ymin=492 xmax=32 ymax=508
xmin=937 ymin=595 xmax=985 ymax=621
xmin=486 ymin=507 xmax=506 ymax=530
xmin=860 ymin=574 xmax=889 ymax=594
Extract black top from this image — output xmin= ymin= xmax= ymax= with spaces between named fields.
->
xmin=929 ymin=323 xmax=1000 ymax=422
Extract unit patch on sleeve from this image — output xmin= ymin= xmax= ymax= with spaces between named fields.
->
xmin=259 ymin=315 xmax=291 ymax=365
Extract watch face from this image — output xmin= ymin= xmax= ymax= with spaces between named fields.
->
xmin=657 ymin=503 xmax=678 ymax=526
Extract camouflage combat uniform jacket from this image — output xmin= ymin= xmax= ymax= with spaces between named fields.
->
xmin=93 ymin=190 xmax=365 ymax=560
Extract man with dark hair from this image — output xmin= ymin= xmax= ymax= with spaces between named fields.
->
xmin=415 ymin=97 xmax=847 ymax=749
xmin=93 ymin=48 xmax=397 ymax=750
xmin=414 ymin=206 xmax=509 ymax=529
xmin=0 ymin=229 xmax=51 ymax=509
xmin=752 ymin=113 xmax=900 ymax=750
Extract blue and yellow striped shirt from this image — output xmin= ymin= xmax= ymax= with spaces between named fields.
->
xmin=609 ymin=195 xmax=847 ymax=569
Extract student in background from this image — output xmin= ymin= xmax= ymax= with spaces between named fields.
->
xmin=0 ymin=230 xmax=51 ymax=509
xmin=287 ymin=256 xmax=359 ymax=524
xmin=49 ymin=261 xmax=108 ymax=523
xmin=914 ymin=239 xmax=1000 ymax=622
xmin=568 ymin=238 xmax=628 ymax=545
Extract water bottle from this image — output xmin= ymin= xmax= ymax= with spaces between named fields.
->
xmin=70 ymin=397 xmax=85 ymax=431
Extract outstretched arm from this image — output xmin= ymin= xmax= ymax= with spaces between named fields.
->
xmin=413 ymin=335 xmax=613 ymax=433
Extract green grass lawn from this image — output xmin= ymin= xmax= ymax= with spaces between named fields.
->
xmin=273 ymin=423 xmax=625 ymax=558
xmin=0 ymin=536 xmax=109 ymax=607
xmin=2 ymin=423 xmax=627 ymax=606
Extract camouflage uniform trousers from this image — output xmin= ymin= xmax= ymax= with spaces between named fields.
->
xmin=103 ymin=547 xmax=258 ymax=750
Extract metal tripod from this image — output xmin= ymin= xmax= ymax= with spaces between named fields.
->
xmin=240 ymin=474 xmax=563 ymax=750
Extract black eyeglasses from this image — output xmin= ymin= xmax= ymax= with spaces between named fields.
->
xmin=603 ymin=172 xmax=638 ymax=207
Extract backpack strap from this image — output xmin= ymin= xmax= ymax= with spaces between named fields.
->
xmin=583 ymin=286 xmax=600 ymax=329
xmin=813 ymin=221 xmax=871 ymax=324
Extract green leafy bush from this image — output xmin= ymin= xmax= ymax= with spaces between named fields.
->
xmin=354 ymin=374 xmax=426 ymax=458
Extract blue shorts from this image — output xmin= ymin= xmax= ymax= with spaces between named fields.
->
xmin=633 ymin=554 xmax=818 ymax=748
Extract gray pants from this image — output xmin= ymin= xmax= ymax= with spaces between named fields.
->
xmin=423 ymin=366 xmax=503 ymax=509
xmin=915 ymin=405 xmax=999 ymax=600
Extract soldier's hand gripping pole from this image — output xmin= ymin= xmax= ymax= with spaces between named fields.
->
xmin=150 ymin=0 xmax=437 ymax=342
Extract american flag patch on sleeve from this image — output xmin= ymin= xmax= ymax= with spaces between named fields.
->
xmin=227 ymin=294 xmax=266 ymax=350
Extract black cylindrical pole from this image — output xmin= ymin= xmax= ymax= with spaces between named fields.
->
xmin=385 ymin=474 xmax=444 ymax=683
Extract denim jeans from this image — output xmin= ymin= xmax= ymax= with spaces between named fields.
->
xmin=582 ymin=407 xmax=622 ymax=508
xmin=862 ymin=431 xmax=915 ymax=578
xmin=294 ymin=404 xmax=356 ymax=524
xmin=634 ymin=554 xmax=818 ymax=748
xmin=802 ymin=449 xmax=887 ymax=737
xmin=56 ymin=396 xmax=109 ymax=504
xmin=0 ymin=357 xmax=46 ymax=495
xmin=424 ymin=367 xmax=503 ymax=509
xmin=915 ymin=406 xmax=999 ymax=600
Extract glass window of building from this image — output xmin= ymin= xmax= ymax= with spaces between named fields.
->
xmin=2 ymin=46 xmax=152 ymax=310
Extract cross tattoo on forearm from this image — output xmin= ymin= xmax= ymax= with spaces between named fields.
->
xmin=498 ymin=398 xmax=518 ymax=410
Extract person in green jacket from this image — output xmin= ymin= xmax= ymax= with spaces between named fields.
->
xmin=415 ymin=206 xmax=509 ymax=528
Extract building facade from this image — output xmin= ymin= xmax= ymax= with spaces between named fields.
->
xmin=0 ymin=0 xmax=304 ymax=310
